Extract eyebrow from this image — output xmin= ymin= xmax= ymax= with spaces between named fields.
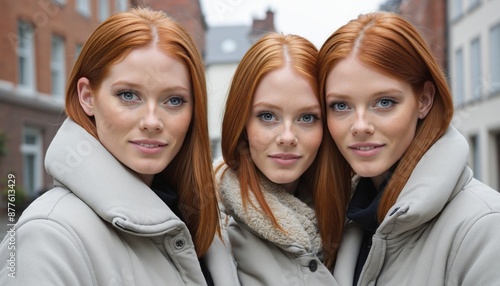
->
xmin=111 ymin=80 xmax=190 ymax=93
xmin=325 ymin=89 xmax=404 ymax=99
xmin=252 ymin=102 xmax=321 ymax=112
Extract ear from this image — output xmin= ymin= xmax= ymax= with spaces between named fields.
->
xmin=77 ymin=77 xmax=95 ymax=116
xmin=418 ymin=81 xmax=435 ymax=119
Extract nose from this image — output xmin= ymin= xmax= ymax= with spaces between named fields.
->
xmin=276 ymin=123 xmax=298 ymax=146
xmin=351 ymin=111 xmax=374 ymax=135
xmin=140 ymin=105 xmax=163 ymax=133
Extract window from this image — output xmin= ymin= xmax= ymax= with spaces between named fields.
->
xmin=470 ymin=37 xmax=482 ymax=99
xmin=99 ymin=0 xmax=109 ymax=22
xmin=451 ymin=0 xmax=463 ymax=20
xmin=17 ymin=21 xmax=36 ymax=91
xmin=21 ymin=127 xmax=43 ymax=197
xmin=490 ymin=23 xmax=500 ymax=93
xmin=467 ymin=0 xmax=480 ymax=10
xmin=115 ymin=0 xmax=127 ymax=12
xmin=51 ymin=34 xmax=66 ymax=100
xmin=76 ymin=0 xmax=91 ymax=17
xmin=470 ymin=135 xmax=481 ymax=180
xmin=454 ymin=48 xmax=465 ymax=105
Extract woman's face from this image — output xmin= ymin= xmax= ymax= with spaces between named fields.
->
xmin=325 ymin=56 xmax=433 ymax=187
xmin=246 ymin=65 xmax=323 ymax=193
xmin=78 ymin=45 xmax=193 ymax=186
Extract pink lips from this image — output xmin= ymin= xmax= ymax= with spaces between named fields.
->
xmin=269 ymin=153 xmax=301 ymax=165
xmin=348 ymin=143 xmax=384 ymax=157
xmin=131 ymin=140 xmax=167 ymax=154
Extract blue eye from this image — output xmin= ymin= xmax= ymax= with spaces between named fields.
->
xmin=300 ymin=114 xmax=317 ymax=123
xmin=117 ymin=90 xmax=139 ymax=102
xmin=376 ymin=98 xmax=396 ymax=108
xmin=167 ymin=96 xmax=184 ymax=106
xmin=258 ymin=112 xmax=276 ymax=122
xmin=330 ymin=101 xmax=349 ymax=111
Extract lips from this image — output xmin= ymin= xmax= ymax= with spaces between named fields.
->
xmin=131 ymin=140 xmax=167 ymax=154
xmin=137 ymin=142 xmax=161 ymax=148
xmin=348 ymin=143 xmax=384 ymax=157
xmin=269 ymin=154 xmax=301 ymax=165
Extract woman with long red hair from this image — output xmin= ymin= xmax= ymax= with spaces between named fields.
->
xmin=216 ymin=32 xmax=348 ymax=285
xmin=319 ymin=12 xmax=500 ymax=285
xmin=0 ymin=7 xmax=237 ymax=285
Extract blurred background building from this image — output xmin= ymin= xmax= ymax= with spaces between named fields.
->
xmin=381 ymin=0 xmax=500 ymax=191
xmin=0 ymin=0 xmax=499 ymax=232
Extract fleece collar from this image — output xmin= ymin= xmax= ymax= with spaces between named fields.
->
xmin=218 ymin=167 xmax=322 ymax=256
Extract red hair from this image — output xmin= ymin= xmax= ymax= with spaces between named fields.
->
xmin=64 ymin=7 xmax=219 ymax=257
xmin=219 ymin=33 xmax=350 ymax=268
xmin=318 ymin=12 xmax=453 ymax=223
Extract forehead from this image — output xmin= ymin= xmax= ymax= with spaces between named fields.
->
xmin=326 ymin=57 xmax=409 ymax=97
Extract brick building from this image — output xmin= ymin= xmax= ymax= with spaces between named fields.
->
xmin=0 ymin=0 xmax=206 ymax=211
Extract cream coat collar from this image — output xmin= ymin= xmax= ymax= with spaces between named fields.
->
xmin=218 ymin=167 xmax=322 ymax=256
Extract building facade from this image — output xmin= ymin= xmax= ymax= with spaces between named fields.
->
xmin=448 ymin=0 xmax=500 ymax=190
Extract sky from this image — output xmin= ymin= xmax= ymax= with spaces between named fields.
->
xmin=200 ymin=0 xmax=386 ymax=48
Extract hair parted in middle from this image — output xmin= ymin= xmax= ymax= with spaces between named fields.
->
xmin=318 ymin=11 xmax=454 ymax=223
xmin=219 ymin=32 xmax=351 ymax=268
xmin=64 ymin=7 xmax=219 ymax=257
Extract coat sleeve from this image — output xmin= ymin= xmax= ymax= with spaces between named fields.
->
xmin=448 ymin=212 xmax=500 ymax=285
xmin=0 ymin=219 xmax=94 ymax=285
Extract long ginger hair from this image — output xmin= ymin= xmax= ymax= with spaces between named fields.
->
xmin=318 ymin=12 xmax=454 ymax=223
xmin=64 ymin=7 xmax=219 ymax=257
xmin=219 ymin=33 xmax=350 ymax=268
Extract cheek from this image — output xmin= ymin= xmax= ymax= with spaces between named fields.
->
xmin=327 ymin=117 xmax=342 ymax=143
xmin=307 ymin=127 xmax=323 ymax=150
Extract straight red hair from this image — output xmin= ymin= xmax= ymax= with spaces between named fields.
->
xmin=318 ymin=12 xmax=453 ymax=223
xmin=219 ymin=33 xmax=350 ymax=268
xmin=64 ymin=7 xmax=219 ymax=257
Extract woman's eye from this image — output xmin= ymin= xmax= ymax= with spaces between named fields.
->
xmin=258 ymin=112 xmax=275 ymax=122
xmin=300 ymin=114 xmax=317 ymax=123
xmin=167 ymin=96 xmax=184 ymax=106
xmin=330 ymin=101 xmax=349 ymax=111
xmin=376 ymin=98 xmax=396 ymax=108
xmin=117 ymin=90 xmax=139 ymax=101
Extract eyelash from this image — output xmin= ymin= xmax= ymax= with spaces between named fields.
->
xmin=256 ymin=111 xmax=320 ymax=123
xmin=116 ymin=89 xmax=139 ymax=102
xmin=166 ymin=96 xmax=188 ymax=107
xmin=328 ymin=97 xmax=398 ymax=111
xmin=115 ymin=90 xmax=188 ymax=107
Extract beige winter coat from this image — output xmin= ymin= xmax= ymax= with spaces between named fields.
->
xmin=217 ymin=166 xmax=339 ymax=286
xmin=0 ymin=119 xmax=239 ymax=286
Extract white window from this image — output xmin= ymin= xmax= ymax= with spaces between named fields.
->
xmin=51 ymin=34 xmax=66 ymax=100
xmin=76 ymin=0 xmax=91 ymax=17
xmin=99 ymin=0 xmax=109 ymax=22
xmin=115 ymin=0 xmax=127 ymax=12
xmin=454 ymin=48 xmax=465 ymax=105
xmin=17 ymin=21 xmax=36 ymax=91
xmin=470 ymin=37 xmax=482 ymax=99
xmin=467 ymin=0 xmax=480 ymax=10
xmin=451 ymin=0 xmax=463 ymax=20
xmin=490 ymin=23 xmax=500 ymax=93
xmin=469 ymin=135 xmax=481 ymax=180
xmin=21 ymin=127 xmax=43 ymax=197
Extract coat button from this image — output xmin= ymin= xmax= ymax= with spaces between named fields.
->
xmin=174 ymin=238 xmax=185 ymax=250
xmin=308 ymin=260 xmax=318 ymax=272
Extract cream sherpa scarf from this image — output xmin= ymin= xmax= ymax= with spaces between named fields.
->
xmin=217 ymin=166 xmax=323 ymax=258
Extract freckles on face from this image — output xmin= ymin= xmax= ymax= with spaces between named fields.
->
xmin=86 ymin=45 xmax=193 ymax=186
xmin=324 ymin=56 xmax=420 ymax=183
xmin=246 ymin=66 xmax=322 ymax=192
